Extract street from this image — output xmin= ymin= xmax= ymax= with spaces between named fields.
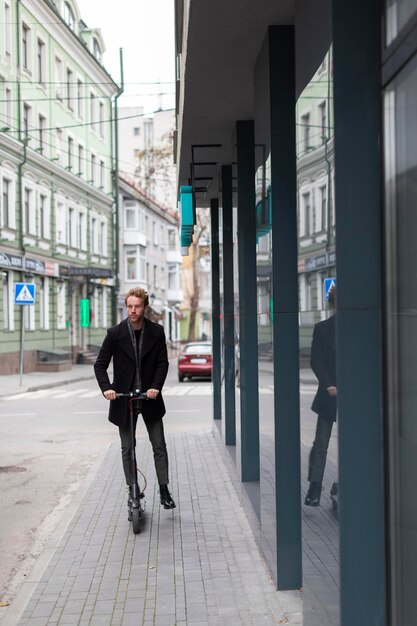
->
xmin=0 ymin=360 xmax=213 ymax=604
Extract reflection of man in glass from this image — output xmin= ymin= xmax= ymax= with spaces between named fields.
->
xmin=304 ymin=284 xmax=337 ymax=507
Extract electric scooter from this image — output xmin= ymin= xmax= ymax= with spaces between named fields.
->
xmin=116 ymin=390 xmax=151 ymax=534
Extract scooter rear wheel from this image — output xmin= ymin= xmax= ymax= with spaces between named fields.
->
xmin=131 ymin=507 xmax=141 ymax=534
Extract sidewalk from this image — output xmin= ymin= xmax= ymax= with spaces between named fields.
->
xmin=1 ymin=427 xmax=302 ymax=626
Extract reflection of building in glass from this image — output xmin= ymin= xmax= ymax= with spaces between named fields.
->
xmin=296 ymin=48 xmax=335 ymax=358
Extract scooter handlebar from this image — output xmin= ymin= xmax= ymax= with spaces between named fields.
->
xmin=115 ymin=391 xmax=155 ymax=400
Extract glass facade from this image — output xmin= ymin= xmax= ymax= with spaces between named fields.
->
xmin=384 ymin=53 xmax=417 ymax=626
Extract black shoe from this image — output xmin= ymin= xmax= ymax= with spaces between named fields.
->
xmin=304 ymin=482 xmax=322 ymax=506
xmin=160 ymin=484 xmax=176 ymax=509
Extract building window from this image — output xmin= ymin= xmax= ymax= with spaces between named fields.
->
xmin=319 ymin=185 xmax=327 ymax=233
xmin=2 ymin=270 xmax=13 ymax=330
xmin=22 ymin=23 xmax=30 ymax=71
xmin=2 ymin=179 xmax=10 ymax=228
xmin=93 ymin=38 xmax=101 ymax=61
xmin=301 ymin=112 xmax=311 ymax=153
xmin=77 ymin=144 xmax=84 ymax=176
xmin=23 ymin=103 xmax=31 ymax=138
xmin=67 ymin=136 xmax=74 ymax=170
xmin=301 ymin=192 xmax=311 ymax=236
xmin=39 ymin=276 xmax=49 ymax=330
xmin=90 ymin=154 xmax=96 ymax=184
xmin=100 ymin=221 xmax=106 ymax=256
xmin=24 ymin=187 xmax=35 ymax=235
xmin=39 ymin=194 xmax=47 ymax=239
xmin=68 ymin=207 xmax=75 ymax=247
xmin=77 ymin=79 xmax=83 ymax=118
xmin=99 ymin=160 xmax=104 ymax=189
xmin=90 ymin=92 xmax=95 ymax=129
xmin=126 ymin=247 xmax=138 ymax=281
xmin=79 ymin=211 xmax=86 ymax=250
xmin=38 ymin=114 xmax=46 ymax=152
xmin=99 ymin=101 xmax=104 ymax=137
xmin=168 ymin=229 xmax=177 ymax=250
xmin=56 ymin=201 xmax=66 ymax=244
xmin=63 ymin=1 xmax=75 ymax=30
xmin=5 ymin=3 xmax=11 ymax=57
xmin=318 ymin=101 xmax=327 ymax=143
xmin=37 ymin=38 xmax=45 ymax=84
xmin=5 ymin=88 xmax=12 ymax=127
xmin=133 ymin=127 xmax=140 ymax=136
xmin=66 ymin=68 xmax=73 ymax=110
xmin=168 ymin=263 xmax=177 ymax=290
xmin=57 ymin=282 xmax=66 ymax=329
xmin=55 ymin=57 xmax=63 ymax=100
xmin=91 ymin=217 xmax=97 ymax=254
xmin=125 ymin=202 xmax=137 ymax=229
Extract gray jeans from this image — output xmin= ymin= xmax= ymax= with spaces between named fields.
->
xmin=308 ymin=414 xmax=334 ymax=484
xmin=119 ymin=413 xmax=169 ymax=486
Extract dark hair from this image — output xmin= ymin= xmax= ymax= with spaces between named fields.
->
xmin=328 ymin=284 xmax=337 ymax=306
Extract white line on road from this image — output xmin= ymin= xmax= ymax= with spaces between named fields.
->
xmin=0 ymin=412 xmax=37 ymax=417
xmin=51 ymin=389 xmax=90 ymax=398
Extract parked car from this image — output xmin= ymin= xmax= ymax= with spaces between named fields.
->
xmin=177 ymin=341 xmax=212 ymax=382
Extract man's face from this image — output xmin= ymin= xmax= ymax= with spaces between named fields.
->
xmin=126 ymin=296 xmax=146 ymax=325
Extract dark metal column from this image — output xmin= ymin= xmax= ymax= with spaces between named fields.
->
xmin=333 ymin=2 xmax=387 ymax=624
xmin=236 ymin=121 xmax=260 ymax=481
xmin=267 ymin=26 xmax=302 ymax=590
xmin=210 ymin=198 xmax=221 ymax=421
xmin=221 ymin=165 xmax=236 ymax=444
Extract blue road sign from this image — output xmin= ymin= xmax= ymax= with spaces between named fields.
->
xmin=14 ymin=282 xmax=36 ymax=305
xmin=323 ymin=277 xmax=336 ymax=301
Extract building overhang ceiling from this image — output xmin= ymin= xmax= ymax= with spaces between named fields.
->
xmin=176 ymin=0 xmax=331 ymax=207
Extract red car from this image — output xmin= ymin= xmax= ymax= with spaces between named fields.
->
xmin=177 ymin=342 xmax=212 ymax=382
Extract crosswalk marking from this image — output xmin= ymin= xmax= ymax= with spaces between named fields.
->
xmin=1 ymin=382 xmax=316 ymax=402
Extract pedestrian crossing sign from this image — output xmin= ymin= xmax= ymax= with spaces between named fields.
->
xmin=14 ymin=282 xmax=36 ymax=305
xmin=323 ymin=277 xmax=336 ymax=301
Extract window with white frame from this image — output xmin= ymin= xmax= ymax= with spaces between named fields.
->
xmin=99 ymin=220 xmax=106 ymax=256
xmin=63 ymin=2 xmax=75 ymax=30
xmin=67 ymin=136 xmax=74 ymax=169
xmin=90 ymin=92 xmax=95 ymax=129
xmin=5 ymin=87 xmax=12 ymax=127
xmin=300 ymin=191 xmax=311 ymax=236
xmin=99 ymin=160 xmax=104 ymax=189
xmin=23 ymin=103 xmax=31 ymax=139
xmin=153 ymin=220 xmax=158 ymax=245
xmin=91 ymin=216 xmax=98 ymax=254
xmin=1 ymin=176 xmax=15 ymax=229
xmin=55 ymin=56 xmax=63 ymax=100
xmin=168 ymin=229 xmax=177 ymax=250
xmin=55 ymin=127 xmax=63 ymax=162
xmin=99 ymin=101 xmax=104 ymax=137
xmin=56 ymin=201 xmax=66 ymax=244
xmin=37 ymin=38 xmax=45 ymax=84
xmin=125 ymin=247 xmax=137 ymax=281
xmin=319 ymin=185 xmax=327 ymax=233
xmin=92 ymin=286 xmax=99 ymax=328
xmin=5 ymin=3 xmax=12 ymax=57
xmin=90 ymin=154 xmax=96 ymax=184
xmin=57 ymin=281 xmax=66 ymax=329
xmin=39 ymin=276 xmax=50 ymax=330
xmin=77 ymin=79 xmax=83 ymax=118
xmin=77 ymin=144 xmax=84 ymax=176
xmin=38 ymin=114 xmax=46 ymax=152
xmin=318 ymin=101 xmax=327 ymax=144
xmin=79 ymin=211 xmax=87 ymax=250
xmin=2 ymin=270 xmax=14 ymax=330
xmin=66 ymin=67 xmax=73 ymax=110
xmin=39 ymin=192 xmax=50 ymax=239
xmin=125 ymin=201 xmax=137 ymax=229
xmin=21 ymin=23 xmax=31 ymax=71
xmin=93 ymin=38 xmax=101 ymax=61
xmin=68 ymin=206 xmax=76 ymax=247
xmin=301 ymin=112 xmax=311 ymax=153
xmin=168 ymin=263 xmax=178 ymax=290
xmin=24 ymin=186 xmax=36 ymax=235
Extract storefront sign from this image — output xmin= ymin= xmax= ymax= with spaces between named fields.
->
xmin=304 ymin=250 xmax=336 ymax=272
xmin=24 ymin=257 xmax=45 ymax=274
xmin=0 ymin=252 xmax=23 ymax=270
xmin=69 ymin=266 xmax=113 ymax=278
xmin=45 ymin=261 xmax=59 ymax=277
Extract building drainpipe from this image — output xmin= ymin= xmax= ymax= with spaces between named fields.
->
xmin=111 ymin=48 xmax=124 ymax=325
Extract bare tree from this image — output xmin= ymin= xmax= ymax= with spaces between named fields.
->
xmin=185 ymin=207 xmax=210 ymax=341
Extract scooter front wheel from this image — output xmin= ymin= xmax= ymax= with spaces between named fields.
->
xmin=131 ymin=506 xmax=141 ymax=534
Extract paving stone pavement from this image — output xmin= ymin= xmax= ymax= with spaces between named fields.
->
xmin=5 ymin=428 xmax=302 ymax=626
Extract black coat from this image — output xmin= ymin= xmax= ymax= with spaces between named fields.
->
xmin=94 ymin=317 xmax=169 ymax=429
xmin=310 ymin=314 xmax=337 ymax=421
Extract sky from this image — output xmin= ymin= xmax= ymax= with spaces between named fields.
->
xmin=76 ymin=0 xmax=176 ymax=113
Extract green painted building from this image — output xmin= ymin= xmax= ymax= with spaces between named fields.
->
xmin=0 ymin=0 xmax=119 ymax=373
